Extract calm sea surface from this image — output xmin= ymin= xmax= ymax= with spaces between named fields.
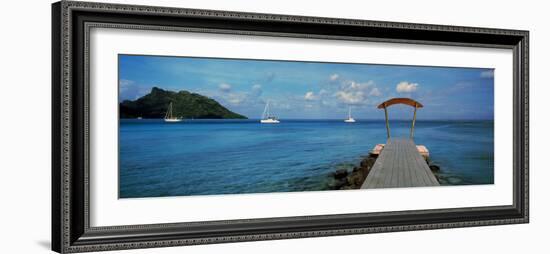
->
xmin=119 ymin=119 xmax=494 ymax=198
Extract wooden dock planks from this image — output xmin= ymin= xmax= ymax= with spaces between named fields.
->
xmin=361 ymin=138 xmax=439 ymax=189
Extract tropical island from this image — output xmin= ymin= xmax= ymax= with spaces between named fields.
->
xmin=119 ymin=87 xmax=247 ymax=119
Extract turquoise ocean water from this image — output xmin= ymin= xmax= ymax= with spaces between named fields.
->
xmin=119 ymin=119 xmax=494 ymax=198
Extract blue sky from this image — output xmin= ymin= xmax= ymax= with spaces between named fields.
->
xmin=119 ymin=54 xmax=494 ymax=120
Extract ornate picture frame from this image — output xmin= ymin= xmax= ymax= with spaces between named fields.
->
xmin=52 ymin=1 xmax=529 ymax=253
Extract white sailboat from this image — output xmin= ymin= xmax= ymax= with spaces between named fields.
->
xmin=344 ymin=106 xmax=356 ymax=123
xmin=164 ymin=102 xmax=182 ymax=122
xmin=260 ymin=101 xmax=280 ymax=124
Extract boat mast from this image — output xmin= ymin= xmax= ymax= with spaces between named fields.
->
xmin=165 ymin=102 xmax=172 ymax=119
xmin=262 ymin=101 xmax=270 ymax=119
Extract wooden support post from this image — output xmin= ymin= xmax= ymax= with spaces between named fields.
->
xmin=410 ymin=104 xmax=418 ymax=139
xmin=383 ymin=104 xmax=390 ymax=139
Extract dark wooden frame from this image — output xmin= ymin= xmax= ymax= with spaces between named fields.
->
xmin=52 ymin=1 xmax=529 ymax=253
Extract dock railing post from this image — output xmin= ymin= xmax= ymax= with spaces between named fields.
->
xmin=410 ymin=103 xmax=418 ymax=139
xmin=383 ymin=103 xmax=390 ymax=139
xmin=378 ymin=98 xmax=422 ymax=141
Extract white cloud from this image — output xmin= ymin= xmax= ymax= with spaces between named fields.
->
xmin=216 ymin=83 xmax=265 ymax=107
xmin=252 ymin=84 xmax=262 ymax=90
xmin=321 ymin=100 xmax=335 ymax=107
xmin=334 ymin=90 xmax=366 ymax=105
xmin=251 ymin=84 xmax=262 ymax=96
xmin=226 ymin=93 xmax=246 ymax=105
xmin=369 ymin=87 xmax=382 ymax=96
xmin=119 ymin=79 xmax=134 ymax=90
xmin=480 ymin=70 xmax=494 ymax=78
xmin=329 ymin=74 xmax=339 ymax=81
xmin=304 ymin=91 xmax=318 ymax=101
xmin=396 ymin=81 xmax=419 ymax=93
xmin=319 ymin=89 xmax=328 ymax=95
xmin=332 ymin=79 xmax=379 ymax=105
xmin=219 ymin=83 xmax=232 ymax=92
xmin=118 ymin=79 xmax=152 ymax=101
xmin=275 ymin=102 xmax=291 ymax=110
xmin=343 ymin=80 xmax=373 ymax=91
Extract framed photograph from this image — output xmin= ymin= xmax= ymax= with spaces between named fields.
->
xmin=52 ymin=1 xmax=529 ymax=253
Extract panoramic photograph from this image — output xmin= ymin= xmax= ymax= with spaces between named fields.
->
xmin=118 ymin=54 xmax=494 ymax=199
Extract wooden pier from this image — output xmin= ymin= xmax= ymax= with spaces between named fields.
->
xmin=360 ymin=98 xmax=440 ymax=189
xmin=361 ymin=138 xmax=439 ymax=188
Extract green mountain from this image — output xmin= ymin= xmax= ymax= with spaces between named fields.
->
xmin=120 ymin=87 xmax=247 ymax=119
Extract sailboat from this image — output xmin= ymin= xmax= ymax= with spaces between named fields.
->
xmin=260 ymin=101 xmax=280 ymax=124
xmin=344 ymin=106 xmax=356 ymax=123
xmin=164 ymin=102 xmax=182 ymax=122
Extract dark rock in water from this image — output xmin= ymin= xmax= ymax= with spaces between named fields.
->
xmin=327 ymin=154 xmax=379 ymax=190
xmin=347 ymin=173 xmax=365 ymax=187
xmin=337 ymin=177 xmax=348 ymax=186
xmin=333 ymin=169 xmax=348 ymax=179
xmin=360 ymin=156 xmax=377 ymax=169
xmin=438 ymin=177 xmax=449 ymax=185
xmin=429 ymin=165 xmax=440 ymax=172
xmin=328 ymin=178 xmax=348 ymax=190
